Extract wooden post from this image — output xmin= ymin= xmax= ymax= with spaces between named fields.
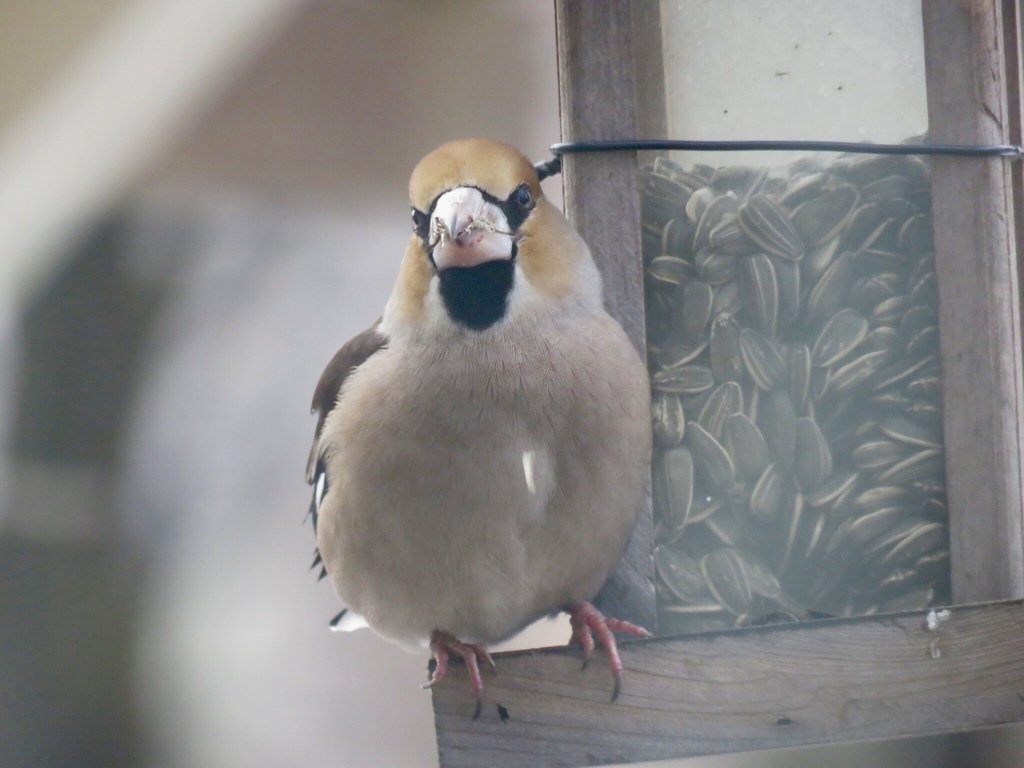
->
xmin=923 ymin=0 xmax=1024 ymax=602
xmin=554 ymin=0 xmax=660 ymax=631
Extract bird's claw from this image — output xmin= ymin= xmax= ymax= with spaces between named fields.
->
xmin=567 ymin=602 xmax=650 ymax=701
xmin=424 ymin=630 xmax=492 ymax=718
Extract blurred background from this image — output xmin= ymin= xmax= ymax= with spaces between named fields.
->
xmin=0 ymin=1 xmax=1019 ymax=766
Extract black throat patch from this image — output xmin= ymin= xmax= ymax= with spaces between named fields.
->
xmin=437 ymin=259 xmax=515 ymax=331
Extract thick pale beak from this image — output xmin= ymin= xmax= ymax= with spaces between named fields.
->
xmin=429 ymin=187 xmax=514 ymax=270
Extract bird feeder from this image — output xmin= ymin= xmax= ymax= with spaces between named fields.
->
xmin=432 ymin=3 xmax=1024 ymax=766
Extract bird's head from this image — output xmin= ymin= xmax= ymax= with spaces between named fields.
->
xmin=384 ymin=139 xmax=602 ymax=335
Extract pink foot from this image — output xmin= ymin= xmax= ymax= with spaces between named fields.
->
xmin=567 ymin=602 xmax=651 ymax=701
xmin=424 ymin=629 xmax=495 ymax=719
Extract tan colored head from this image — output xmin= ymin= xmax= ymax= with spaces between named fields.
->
xmin=409 ymin=138 xmax=541 ymax=216
xmin=386 ymin=139 xmax=601 ymax=335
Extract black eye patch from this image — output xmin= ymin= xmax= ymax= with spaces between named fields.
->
xmin=411 ymin=208 xmax=430 ymax=240
xmin=417 ymin=183 xmax=536 ymax=245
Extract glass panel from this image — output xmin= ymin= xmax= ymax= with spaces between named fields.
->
xmin=644 ymin=2 xmax=950 ymax=636
xmin=661 ymin=0 xmax=929 ymax=164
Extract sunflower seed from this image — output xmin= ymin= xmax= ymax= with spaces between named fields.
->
xmin=647 ymin=255 xmax=693 ymax=289
xmin=898 ymin=304 xmax=934 ymax=342
xmin=809 ymin=364 xmax=830 ymax=401
xmin=779 ymin=172 xmax=830 ymax=208
xmin=694 ymin=194 xmax=740 ymax=251
xmin=641 ymin=172 xmax=690 ymax=226
xmin=739 ymin=195 xmax=805 ymax=260
xmin=710 ymin=313 xmax=745 ymax=383
xmin=661 ymin=218 xmax=698 ymax=258
xmin=739 ymin=253 xmax=779 ymax=334
xmin=910 ymin=271 xmax=939 ymax=307
xmin=711 ymin=279 xmax=743 ymax=316
xmin=877 ymin=448 xmax=944 ymax=485
xmin=852 ymin=438 xmax=911 ymax=470
xmin=779 ymin=490 xmax=806 ymax=571
xmin=652 ymin=447 xmax=695 ymax=532
xmin=812 ymin=309 xmax=869 ymax=367
xmin=802 ymin=509 xmax=830 ymax=558
xmin=879 ymin=415 xmax=942 ymax=449
xmin=711 ymin=165 xmax=768 ymax=198
xmin=688 ymin=494 xmax=727 ymax=525
xmin=871 ymin=353 xmax=937 ymax=392
xmin=915 ymin=550 xmax=950 ymax=579
xmin=724 ymin=412 xmax=771 ymax=481
xmin=863 ymin=326 xmax=899 ymax=353
xmin=831 ymin=349 xmax=891 ymax=394
xmin=794 ymin=417 xmax=832 ymax=490
xmin=709 ymin=215 xmax=757 ymax=254
xmin=829 ymin=506 xmax=907 ymax=551
xmin=655 ymin=546 xmax=707 ymax=603
xmin=758 ymin=390 xmax=797 ymax=470
xmin=879 ymin=521 xmax=947 ymax=570
xmin=750 ymin=463 xmax=786 ymax=520
xmin=805 ymin=470 xmax=858 ymax=508
xmin=848 ymin=273 xmax=901 ymax=313
xmin=698 ymin=381 xmax=744 ymax=439
xmin=806 ymin=251 xmax=854 ymax=327
xmin=653 ymin=364 xmax=716 ymax=395
xmin=790 ymin=184 xmax=858 ymax=247
xmin=681 ymin=279 xmax=714 ymax=345
xmin=787 ymin=344 xmax=812 ymax=413
xmin=840 ymin=154 xmax=921 ymax=185
xmin=652 ymin=393 xmax=687 ymax=449
xmin=654 ymin=335 xmax=710 ymax=370
xmin=905 ymin=325 xmax=939 ymax=357
xmin=704 ymin=505 xmax=745 ymax=547
xmin=700 ymin=548 xmax=754 ymax=615
xmin=853 ymin=485 xmax=915 ymax=514
xmin=839 ymin=202 xmax=884 ymax=252
xmin=906 ymin=375 xmax=942 ymax=399
xmin=687 ymin=422 xmax=736 ymax=490
xmin=802 ymin=236 xmax=841 ymax=285
xmin=685 ymin=186 xmax=717 ymax=224
xmin=870 ymin=295 xmax=912 ymax=328
xmin=739 ymin=327 xmax=786 ymax=390
xmin=860 ymin=174 xmax=912 ymax=203
xmin=898 ymin=213 xmax=933 ymax=254
xmin=695 ymin=248 xmax=740 ymax=285
xmin=773 ymin=256 xmax=801 ymax=326
xmin=882 ymin=196 xmax=916 ymax=222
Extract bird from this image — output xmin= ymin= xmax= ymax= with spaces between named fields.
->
xmin=305 ymin=138 xmax=652 ymax=717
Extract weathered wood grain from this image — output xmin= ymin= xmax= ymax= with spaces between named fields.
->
xmin=434 ymin=600 xmax=1024 ymax=768
xmin=922 ymin=1 xmax=1024 ymax=602
xmin=1002 ymin=0 xmax=1024 ymax=269
xmin=554 ymin=0 xmax=657 ymax=632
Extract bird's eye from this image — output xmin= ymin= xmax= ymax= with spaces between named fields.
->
xmin=513 ymin=183 xmax=534 ymax=210
xmin=411 ymin=208 xmax=429 ymax=237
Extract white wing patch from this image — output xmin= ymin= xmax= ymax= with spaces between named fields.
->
xmin=329 ymin=609 xmax=370 ymax=633
xmin=522 ymin=450 xmax=537 ymax=494
xmin=314 ymin=469 xmax=328 ymax=510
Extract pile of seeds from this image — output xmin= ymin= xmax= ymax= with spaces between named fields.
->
xmin=642 ymin=152 xmax=951 ymax=635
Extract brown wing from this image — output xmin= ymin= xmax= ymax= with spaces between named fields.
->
xmin=305 ymin=319 xmax=387 ymax=483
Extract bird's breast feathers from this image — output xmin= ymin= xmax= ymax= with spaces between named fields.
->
xmin=316 ymin=317 xmax=649 ymax=645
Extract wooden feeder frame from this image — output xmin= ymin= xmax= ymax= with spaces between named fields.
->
xmin=432 ymin=2 xmax=1024 ymax=766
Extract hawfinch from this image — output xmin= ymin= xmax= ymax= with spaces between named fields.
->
xmin=306 ymin=139 xmax=652 ymax=716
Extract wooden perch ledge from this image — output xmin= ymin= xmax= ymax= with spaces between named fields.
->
xmin=432 ymin=599 xmax=1024 ymax=768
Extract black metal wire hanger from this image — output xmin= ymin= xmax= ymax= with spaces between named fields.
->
xmin=533 ymin=138 xmax=1024 ymax=181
